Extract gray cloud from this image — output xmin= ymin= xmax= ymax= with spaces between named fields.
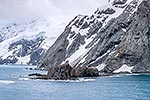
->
xmin=0 ymin=0 xmax=107 ymax=24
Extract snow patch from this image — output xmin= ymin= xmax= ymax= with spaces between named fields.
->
xmin=96 ymin=63 xmax=106 ymax=71
xmin=66 ymin=35 xmax=75 ymax=50
xmin=66 ymin=34 xmax=96 ymax=66
xmin=16 ymin=55 xmax=31 ymax=65
xmin=122 ymin=28 xmax=127 ymax=32
xmin=113 ymin=64 xmax=134 ymax=73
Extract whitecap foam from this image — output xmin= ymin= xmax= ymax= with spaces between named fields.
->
xmin=47 ymin=78 xmax=96 ymax=83
xmin=125 ymin=74 xmax=140 ymax=76
xmin=109 ymin=73 xmax=145 ymax=78
xmin=78 ymin=78 xmax=96 ymax=82
xmin=0 ymin=80 xmax=15 ymax=85
xmin=108 ymin=75 xmax=123 ymax=78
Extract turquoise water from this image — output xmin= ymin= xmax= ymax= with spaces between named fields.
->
xmin=0 ymin=65 xmax=150 ymax=100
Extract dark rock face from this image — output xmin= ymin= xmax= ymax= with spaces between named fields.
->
xmin=38 ymin=29 xmax=69 ymax=69
xmin=103 ymin=8 xmax=116 ymax=14
xmin=0 ymin=56 xmax=18 ymax=65
xmin=67 ymin=33 xmax=85 ymax=57
xmin=28 ymin=73 xmax=45 ymax=77
xmin=113 ymin=0 xmax=127 ymax=5
xmin=28 ymin=48 xmax=45 ymax=65
xmin=104 ymin=0 xmax=150 ymax=73
xmin=46 ymin=62 xmax=99 ymax=80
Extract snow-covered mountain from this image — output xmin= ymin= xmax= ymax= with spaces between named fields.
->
xmin=38 ymin=0 xmax=150 ymax=73
xmin=1 ymin=0 xmax=150 ymax=74
xmin=0 ymin=19 xmax=64 ymax=65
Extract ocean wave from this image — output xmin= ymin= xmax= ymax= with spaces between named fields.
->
xmin=0 ymin=80 xmax=15 ymax=85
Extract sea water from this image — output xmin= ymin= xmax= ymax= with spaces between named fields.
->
xmin=0 ymin=65 xmax=150 ymax=100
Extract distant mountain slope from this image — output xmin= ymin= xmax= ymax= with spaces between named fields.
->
xmin=38 ymin=0 xmax=150 ymax=73
xmin=0 ymin=19 xmax=64 ymax=65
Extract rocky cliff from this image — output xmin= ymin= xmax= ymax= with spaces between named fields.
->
xmin=38 ymin=0 xmax=150 ymax=73
xmin=104 ymin=0 xmax=150 ymax=73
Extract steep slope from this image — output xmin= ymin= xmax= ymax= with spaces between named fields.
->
xmin=38 ymin=0 xmax=143 ymax=72
xmin=0 ymin=19 xmax=64 ymax=65
xmin=104 ymin=0 xmax=150 ymax=73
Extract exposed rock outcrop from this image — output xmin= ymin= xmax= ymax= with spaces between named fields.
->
xmin=45 ymin=62 xmax=99 ymax=80
xmin=33 ymin=62 xmax=99 ymax=80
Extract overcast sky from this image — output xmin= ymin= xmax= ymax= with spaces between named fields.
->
xmin=0 ymin=0 xmax=107 ymax=24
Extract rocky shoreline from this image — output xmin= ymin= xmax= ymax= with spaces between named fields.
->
xmin=27 ymin=62 xmax=150 ymax=80
xmin=27 ymin=62 xmax=149 ymax=80
xmin=28 ymin=62 xmax=101 ymax=80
